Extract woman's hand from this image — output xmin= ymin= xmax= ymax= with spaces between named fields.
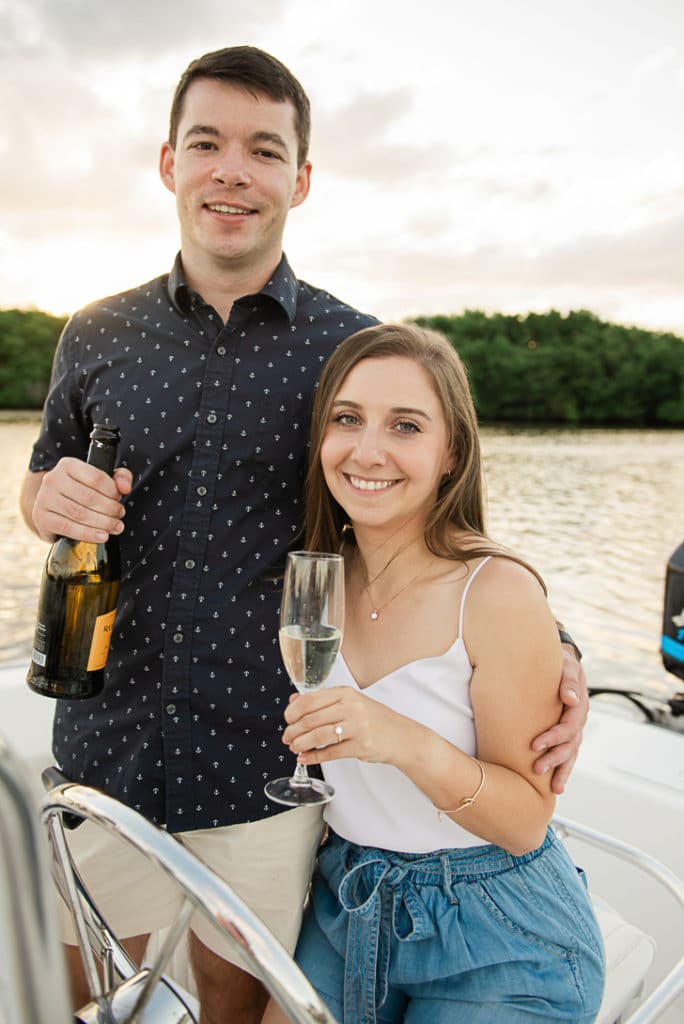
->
xmin=282 ymin=686 xmax=416 ymax=769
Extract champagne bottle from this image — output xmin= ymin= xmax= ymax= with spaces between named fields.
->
xmin=26 ymin=424 xmax=122 ymax=699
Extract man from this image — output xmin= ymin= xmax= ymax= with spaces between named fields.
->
xmin=20 ymin=46 xmax=587 ymax=1024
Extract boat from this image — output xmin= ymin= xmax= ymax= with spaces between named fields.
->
xmin=1 ymin=654 xmax=683 ymax=1023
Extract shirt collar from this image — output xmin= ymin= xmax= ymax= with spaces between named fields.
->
xmin=166 ymin=252 xmax=299 ymax=323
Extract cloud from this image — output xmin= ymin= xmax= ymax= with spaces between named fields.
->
xmin=312 ymin=89 xmax=442 ymax=180
xmin=0 ymin=1 xmax=681 ymax=336
xmin=300 ymin=206 xmax=684 ymax=328
xmin=635 ymin=45 xmax=677 ymax=78
xmin=0 ymin=52 xmax=160 ymax=237
xmin=1 ymin=0 xmax=287 ymax=62
xmin=532 ymin=211 xmax=684 ymax=290
xmin=0 ymin=0 xmax=290 ymax=238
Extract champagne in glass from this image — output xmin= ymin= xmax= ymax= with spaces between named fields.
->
xmin=265 ymin=551 xmax=344 ymax=806
xmin=278 ymin=623 xmax=342 ymax=691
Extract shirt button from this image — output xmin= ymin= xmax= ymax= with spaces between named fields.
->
xmin=166 ymin=704 xmax=177 ymax=715
xmin=197 ymin=486 xmax=207 ymax=496
xmin=184 ymin=559 xmax=196 ymax=570
xmin=217 ymin=346 xmax=226 ymax=356
xmin=206 ymin=413 xmax=218 ymax=424
xmin=173 ymin=633 xmax=184 ymax=644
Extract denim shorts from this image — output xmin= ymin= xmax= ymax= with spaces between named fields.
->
xmin=295 ymin=828 xmax=605 ymax=1024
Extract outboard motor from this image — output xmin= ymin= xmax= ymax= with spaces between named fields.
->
xmin=662 ymin=541 xmax=684 ymax=682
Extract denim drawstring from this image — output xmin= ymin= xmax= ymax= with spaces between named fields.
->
xmin=338 ymin=848 xmax=437 ymax=1024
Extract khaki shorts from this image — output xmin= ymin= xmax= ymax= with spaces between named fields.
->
xmin=56 ymin=805 xmax=325 ymax=967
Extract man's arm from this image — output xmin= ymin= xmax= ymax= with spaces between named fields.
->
xmin=20 ymin=462 xmax=132 ymax=543
xmin=20 ymin=470 xmax=46 ymax=537
xmin=532 ymin=643 xmax=588 ymax=795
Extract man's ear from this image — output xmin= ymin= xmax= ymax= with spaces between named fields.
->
xmin=159 ymin=142 xmax=176 ymax=194
xmin=289 ymin=160 xmax=312 ymax=210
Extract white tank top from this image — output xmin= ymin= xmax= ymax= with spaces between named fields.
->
xmin=322 ymin=557 xmax=491 ymax=853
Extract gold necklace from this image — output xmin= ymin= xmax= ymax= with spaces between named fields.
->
xmin=363 ymin=559 xmax=433 ymax=621
xmin=363 ymin=536 xmax=418 ymax=589
xmin=340 ymin=522 xmax=420 ymax=587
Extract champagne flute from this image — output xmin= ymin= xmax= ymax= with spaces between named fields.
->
xmin=264 ymin=551 xmax=344 ymax=806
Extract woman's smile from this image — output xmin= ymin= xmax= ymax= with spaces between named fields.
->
xmin=345 ymin=474 xmax=402 ymax=493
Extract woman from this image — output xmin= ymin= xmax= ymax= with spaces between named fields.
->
xmin=264 ymin=323 xmax=604 ymax=1023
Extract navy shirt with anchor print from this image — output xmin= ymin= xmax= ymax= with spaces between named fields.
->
xmin=30 ymin=253 xmax=377 ymax=831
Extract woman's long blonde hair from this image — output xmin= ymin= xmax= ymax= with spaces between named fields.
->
xmin=304 ymin=322 xmax=545 ymax=588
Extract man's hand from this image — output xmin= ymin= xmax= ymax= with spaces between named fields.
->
xmin=532 ymin=645 xmax=588 ymax=795
xmin=22 ymin=460 xmax=133 ymax=543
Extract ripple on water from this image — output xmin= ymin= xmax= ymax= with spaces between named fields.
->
xmin=1 ymin=421 xmax=683 ymax=699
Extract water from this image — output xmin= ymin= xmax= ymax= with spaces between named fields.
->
xmin=2 ymin=415 xmax=683 ymax=699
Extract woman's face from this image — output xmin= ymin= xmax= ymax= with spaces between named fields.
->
xmin=320 ymin=355 xmax=452 ymax=535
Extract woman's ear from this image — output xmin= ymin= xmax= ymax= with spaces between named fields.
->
xmin=442 ymin=459 xmax=455 ymax=480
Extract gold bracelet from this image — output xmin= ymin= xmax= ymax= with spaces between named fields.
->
xmin=433 ymin=757 xmax=485 ymax=821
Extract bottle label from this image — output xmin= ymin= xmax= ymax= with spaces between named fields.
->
xmin=86 ymin=608 xmax=117 ymax=671
xmin=31 ymin=620 xmax=49 ymax=665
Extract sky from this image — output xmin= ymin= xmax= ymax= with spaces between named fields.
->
xmin=2 ymin=0 xmax=683 ymax=336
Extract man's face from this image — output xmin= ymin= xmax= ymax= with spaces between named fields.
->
xmin=160 ymin=77 xmax=310 ymax=281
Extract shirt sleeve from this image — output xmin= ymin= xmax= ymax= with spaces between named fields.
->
xmin=29 ymin=313 xmax=90 ymax=472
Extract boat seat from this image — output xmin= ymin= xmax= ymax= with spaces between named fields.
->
xmin=592 ymin=893 xmax=656 ymax=1024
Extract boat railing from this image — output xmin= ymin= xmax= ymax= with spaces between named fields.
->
xmin=554 ymin=814 xmax=684 ymax=1024
xmin=42 ymin=774 xmax=338 ymax=1024
xmin=2 ymin=730 xmax=681 ymax=1024
xmin=0 ymin=736 xmax=72 ymax=1024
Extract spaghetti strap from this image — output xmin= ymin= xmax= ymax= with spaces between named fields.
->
xmin=458 ymin=556 xmax=492 ymax=638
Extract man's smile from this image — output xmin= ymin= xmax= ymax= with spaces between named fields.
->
xmin=205 ymin=202 xmax=257 ymax=215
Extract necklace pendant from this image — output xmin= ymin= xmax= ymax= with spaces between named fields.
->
xmin=370 ymin=609 xmax=379 ymax=621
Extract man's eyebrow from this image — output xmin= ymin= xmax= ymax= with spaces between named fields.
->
xmin=182 ymin=124 xmax=221 ymax=142
xmin=181 ymin=126 xmax=290 ymax=151
xmin=251 ymin=130 xmax=289 ymax=149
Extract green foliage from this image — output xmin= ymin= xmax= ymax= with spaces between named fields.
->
xmin=2 ymin=305 xmax=683 ymax=424
xmin=0 ymin=308 xmax=68 ymax=408
xmin=414 ymin=309 xmax=684 ymax=426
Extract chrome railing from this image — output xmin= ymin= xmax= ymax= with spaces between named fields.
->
xmin=554 ymin=815 xmax=684 ymax=1024
xmin=0 ymin=736 xmax=72 ymax=1024
xmin=42 ymin=776 xmax=338 ymax=1024
xmin=2 ymin=731 xmax=680 ymax=1024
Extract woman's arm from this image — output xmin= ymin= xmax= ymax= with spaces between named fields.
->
xmin=285 ymin=557 xmax=562 ymax=856
xmin=438 ymin=556 xmax=563 ymax=853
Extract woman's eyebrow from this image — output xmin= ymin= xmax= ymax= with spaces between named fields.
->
xmin=331 ymin=399 xmax=431 ymax=420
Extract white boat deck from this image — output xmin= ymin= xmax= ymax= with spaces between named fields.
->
xmin=1 ymin=660 xmax=683 ymax=1022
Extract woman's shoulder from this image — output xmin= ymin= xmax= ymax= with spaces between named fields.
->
xmin=467 ymin=565 xmax=558 ymax=669
xmin=447 ymin=540 xmax=548 ymax=616
xmin=445 ymin=533 xmax=542 ymax=585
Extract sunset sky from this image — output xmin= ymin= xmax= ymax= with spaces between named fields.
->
xmin=2 ymin=0 xmax=683 ymax=335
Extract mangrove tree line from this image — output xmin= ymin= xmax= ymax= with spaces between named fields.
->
xmin=1 ymin=306 xmax=683 ymax=425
